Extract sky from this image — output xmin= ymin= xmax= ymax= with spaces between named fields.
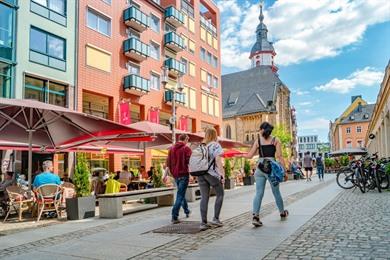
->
xmin=216 ymin=0 xmax=390 ymax=142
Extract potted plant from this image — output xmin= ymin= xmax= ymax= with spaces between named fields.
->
xmin=243 ymin=159 xmax=255 ymax=185
xmin=153 ymin=164 xmax=164 ymax=188
xmin=66 ymin=153 xmax=96 ymax=220
xmin=224 ymin=159 xmax=235 ymax=190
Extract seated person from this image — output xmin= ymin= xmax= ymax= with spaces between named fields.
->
xmin=114 ymin=171 xmax=120 ymax=180
xmin=0 ymin=171 xmax=14 ymax=192
xmin=32 ymin=161 xmax=61 ymax=189
xmin=119 ymin=165 xmax=133 ymax=181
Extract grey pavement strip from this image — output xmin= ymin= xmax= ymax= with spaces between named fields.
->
xmin=263 ymin=189 xmax=390 ymax=259
xmin=128 ymin=180 xmax=334 ymax=260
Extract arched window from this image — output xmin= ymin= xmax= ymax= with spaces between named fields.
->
xmin=256 ymin=60 xmax=260 ymax=67
xmin=252 ymin=134 xmax=255 ymax=141
xmin=246 ymin=135 xmax=249 ymax=142
xmin=225 ymin=125 xmax=232 ymax=139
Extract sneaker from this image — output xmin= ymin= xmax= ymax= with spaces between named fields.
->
xmin=185 ymin=210 xmax=191 ymax=218
xmin=200 ymin=222 xmax=209 ymax=231
xmin=280 ymin=210 xmax=289 ymax=220
xmin=252 ymin=215 xmax=263 ymax=227
xmin=210 ymin=218 xmax=223 ymax=227
xmin=171 ymin=219 xmax=180 ymax=224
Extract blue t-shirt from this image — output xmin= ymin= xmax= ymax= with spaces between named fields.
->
xmin=33 ymin=172 xmax=61 ymax=188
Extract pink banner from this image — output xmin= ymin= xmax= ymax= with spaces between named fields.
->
xmin=149 ymin=108 xmax=160 ymax=124
xmin=119 ymin=102 xmax=131 ymax=125
xmin=179 ymin=116 xmax=188 ymax=131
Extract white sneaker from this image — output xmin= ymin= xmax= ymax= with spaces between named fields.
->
xmin=200 ymin=223 xmax=209 ymax=231
xmin=210 ymin=218 xmax=223 ymax=227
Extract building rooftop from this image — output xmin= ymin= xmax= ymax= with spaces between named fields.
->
xmin=222 ymin=65 xmax=284 ymax=118
xmin=339 ymin=103 xmax=375 ymax=124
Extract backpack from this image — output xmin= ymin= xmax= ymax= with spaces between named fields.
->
xmin=189 ymin=143 xmax=215 ymax=176
xmin=316 ymin=157 xmax=323 ymax=167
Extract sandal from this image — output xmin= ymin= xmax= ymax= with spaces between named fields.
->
xmin=280 ymin=210 xmax=289 ymax=219
xmin=252 ymin=215 xmax=263 ymax=227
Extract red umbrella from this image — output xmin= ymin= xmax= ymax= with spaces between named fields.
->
xmin=222 ymin=149 xmax=247 ymax=158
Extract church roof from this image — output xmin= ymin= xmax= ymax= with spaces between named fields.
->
xmin=250 ymin=1 xmax=275 ymax=57
xmin=222 ymin=66 xmax=284 ymax=118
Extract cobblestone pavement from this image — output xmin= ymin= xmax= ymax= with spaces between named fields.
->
xmin=263 ymin=190 xmax=390 ymax=260
xmin=129 ymin=180 xmax=333 ymax=260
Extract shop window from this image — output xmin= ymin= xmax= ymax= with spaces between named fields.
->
xmin=24 ymin=75 xmax=67 ymax=107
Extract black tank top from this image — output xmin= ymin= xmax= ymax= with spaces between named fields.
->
xmin=258 ymin=136 xmax=276 ymax=158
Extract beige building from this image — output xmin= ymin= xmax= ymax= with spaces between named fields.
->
xmin=366 ymin=61 xmax=390 ymax=157
xmin=221 ymin=3 xmax=295 ymax=155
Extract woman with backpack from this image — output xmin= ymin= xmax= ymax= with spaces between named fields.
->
xmin=198 ymin=127 xmax=225 ymax=231
xmin=242 ymin=122 xmax=288 ymax=227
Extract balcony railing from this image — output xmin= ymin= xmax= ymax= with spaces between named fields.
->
xmin=124 ymin=74 xmax=150 ymax=96
xmin=165 ymin=6 xmax=184 ymax=27
xmin=164 ymin=89 xmax=185 ymax=105
xmin=200 ymin=15 xmax=217 ymax=36
xmin=164 ymin=58 xmax=186 ymax=75
xmin=123 ymin=6 xmax=149 ymax=32
xmin=164 ymin=31 xmax=185 ymax=52
xmin=123 ymin=37 xmax=150 ymax=61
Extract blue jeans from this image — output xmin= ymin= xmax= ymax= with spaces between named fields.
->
xmin=317 ymin=167 xmax=324 ymax=179
xmin=172 ymin=176 xmax=190 ymax=220
xmin=253 ymin=160 xmax=284 ymax=215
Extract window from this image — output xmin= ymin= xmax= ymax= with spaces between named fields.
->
xmin=0 ymin=62 xmax=12 ymax=98
xmin=0 ymin=3 xmax=13 ymax=60
xmin=188 ymin=40 xmax=195 ymax=54
xmin=29 ymin=27 xmax=66 ymax=71
xmin=213 ymin=37 xmax=218 ymax=50
xmin=213 ymin=76 xmax=218 ymax=88
xmin=214 ymin=98 xmax=219 ymax=117
xmin=206 ymin=52 xmax=212 ymax=64
xmin=189 ymin=88 xmax=196 ymax=109
xmin=31 ymin=0 xmax=67 ymax=26
xmin=346 ymin=127 xmax=351 ymax=134
xmin=150 ymin=14 xmax=160 ymax=33
xmin=165 ymin=23 xmax=175 ymax=33
xmin=128 ymin=62 xmax=140 ymax=75
xmin=102 ymin=0 xmax=111 ymax=4
xmin=181 ymin=0 xmax=194 ymax=17
xmin=299 ymin=144 xmax=304 ymax=150
xmin=200 ymin=48 xmax=206 ymax=61
xmin=181 ymin=34 xmax=188 ymax=50
xmin=314 ymin=136 xmax=317 ymax=142
xmin=225 ymin=125 xmax=232 ymax=139
xmin=200 ymin=27 xmax=206 ymax=41
xmin=208 ymin=96 xmax=213 ymax=115
xmin=86 ymin=45 xmax=111 ymax=72
xmin=150 ymin=42 xmax=160 ymax=60
xmin=212 ymin=56 xmax=218 ymax=68
xmin=207 ymin=73 xmax=212 ymax=86
xmin=346 ymin=140 xmax=352 ymax=148
xmin=127 ymin=28 xmax=140 ymax=39
xmin=357 ymin=140 xmax=363 ymax=148
xmin=189 ymin=62 xmax=195 ymax=77
xmin=188 ymin=17 xmax=195 ymax=33
xmin=24 ymin=75 xmax=67 ymax=107
xmin=356 ymin=126 xmax=362 ymax=133
xmin=201 ymin=69 xmax=207 ymax=82
xmin=180 ymin=58 xmax=188 ymax=74
xmin=87 ymin=8 xmax=111 ymax=36
xmin=150 ymin=73 xmax=160 ymax=90
xmin=201 ymin=93 xmax=207 ymax=113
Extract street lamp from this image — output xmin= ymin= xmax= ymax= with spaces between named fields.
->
xmin=161 ymin=66 xmax=183 ymax=145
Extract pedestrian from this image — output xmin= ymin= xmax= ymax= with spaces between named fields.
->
xmin=303 ymin=152 xmax=313 ymax=181
xmin=198 ymin=127 xmax=225 ymax=230
xmin=242 ymin=122 xmax=288 ymax=227
xmin=166 ymin=134 xmax=192 ymax=224
xmin=316 ymin=153 xmax=325 ymax=181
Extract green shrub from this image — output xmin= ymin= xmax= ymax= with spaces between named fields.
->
xmin=324 ymin=158 xmax=335 ymax=168
xmin=224 ymin=159 xmax=232 ymax=179
xmin=244 ymin=159 xmax=251 ymax=177
xmin=152 ymin=164 xmax=164 ymax=188
xmin=74 ymin=153 xmax=91 ymax=197
xmin=340 ymin=155 xmax=350 ymax=167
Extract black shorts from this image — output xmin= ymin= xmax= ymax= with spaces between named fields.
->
xmin=304 ymin=167 xmax=313 ymax=171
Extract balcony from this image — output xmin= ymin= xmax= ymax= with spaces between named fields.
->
xmin=123 ymin=6 xmax=149 ymax=32
xmin=164 ymin=32 xmax=185 ymax=52
xmin=123 ymin=38 xmax=150 ymax=62
xmin=123 ymin=74 xmax=150 ymax=96
xmin=200 ymin=15 xmax=217 ymax=36
xmin=164 ymin=90 xmax=186 ymax=106
xmin=164 ymin=6 xmax=184 ymax=27
xmin=164 ymin=58 xmax=186 ymax=76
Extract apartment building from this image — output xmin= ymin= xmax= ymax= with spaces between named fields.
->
xmin=298 ymin=135 xmax=319 ymax=159
xmin=77 ymin=0 xmax=221 ymax=171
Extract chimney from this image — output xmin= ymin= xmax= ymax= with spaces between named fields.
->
xmin=351 ymin=95 xmax=362 ymax=104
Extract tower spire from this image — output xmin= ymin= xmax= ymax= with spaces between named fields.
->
xmin=259 ymin=0 xmax=264 ymax=23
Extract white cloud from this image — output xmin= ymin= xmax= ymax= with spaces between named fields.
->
xmin=298 ymin=101 xmax=313 ymax=107
xmin=217 ymin=0 xmax=390 ymax=69
xmin=293 ymin=89 xmax=310 ymax=96
xmin=314 ymin=67 xmax=384 ymax=93
xmin=299 ymin=118 xmax=330 ymax=131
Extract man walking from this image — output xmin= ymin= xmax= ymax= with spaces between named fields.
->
xmin=166 ymin=134 xmax=192 ymax=224
xmin=316 ymin=153 xmax=325 ymax=181
xmin=302 ymin=152 xmax=313 ymax=181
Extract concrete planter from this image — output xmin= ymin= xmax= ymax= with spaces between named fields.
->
xmin=66 ymin=196 xmax=96 ymax=220
xmin=224 ymin=178 xmax=236 ymax=190
xmin=243 ymin=176 xmax=255 ymax=186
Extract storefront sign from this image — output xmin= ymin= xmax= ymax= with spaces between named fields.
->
xmin=119 ymin=102 xmax=131 ymax=125
xmin=149 ymin=107 xmax=160 ymax=124
xmin=179 ymin=116 xmax=188 ymax=131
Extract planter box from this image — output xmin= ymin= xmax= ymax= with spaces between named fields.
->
xmin=243 ymin=176 xmax=255 ymax=186
xmin=224 ymin=178 xmax=236 ymax=190
xmin=66 ymin=196 xmax=96 ymax=220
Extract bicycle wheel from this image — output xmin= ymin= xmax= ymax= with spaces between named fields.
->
xmin=336 ymin=170 xmax=355 ymax=189
xmin=374 ymin=171 xmax=382 ymax=193
xmin=357 ymin=168 xmax=366 ymax=193
xmin=378 ymin=170 xmax=389 ymax=190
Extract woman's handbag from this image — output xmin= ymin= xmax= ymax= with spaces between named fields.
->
xmin=257 ymin=135 xmax=272 ymax=174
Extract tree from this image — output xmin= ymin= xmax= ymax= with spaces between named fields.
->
xmin=224 ymin=158 xmax=232 ymax=179
xmin=153 ymin=164 xmax=164 ymax=188
xmin=74 ymin=153 xmax=91 ymax=197
xmin=244 ymin=159 xmax=251 ymax=177
xmin=272 ymin=124 xmax=292 ymax=159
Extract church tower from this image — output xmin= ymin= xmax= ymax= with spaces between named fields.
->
xmin=249 ymin=0 xmax=278 ymax=72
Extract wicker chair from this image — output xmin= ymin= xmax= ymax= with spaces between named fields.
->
xmin=35 ymin=184 xmax=62 ymax=222
xmin=3 ymin=186 xmax=34 ymax=222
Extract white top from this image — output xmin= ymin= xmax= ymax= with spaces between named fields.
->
xmin=207 ymin=142 xmax=224 ymax=179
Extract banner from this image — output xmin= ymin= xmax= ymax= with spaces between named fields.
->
xmin=119 ymin=101 xmax=131 ymax=125
xmin=149 ymin=107 xmax=160 ymax=124
xmin=179 ymin=116 xmax=188 ymax=131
